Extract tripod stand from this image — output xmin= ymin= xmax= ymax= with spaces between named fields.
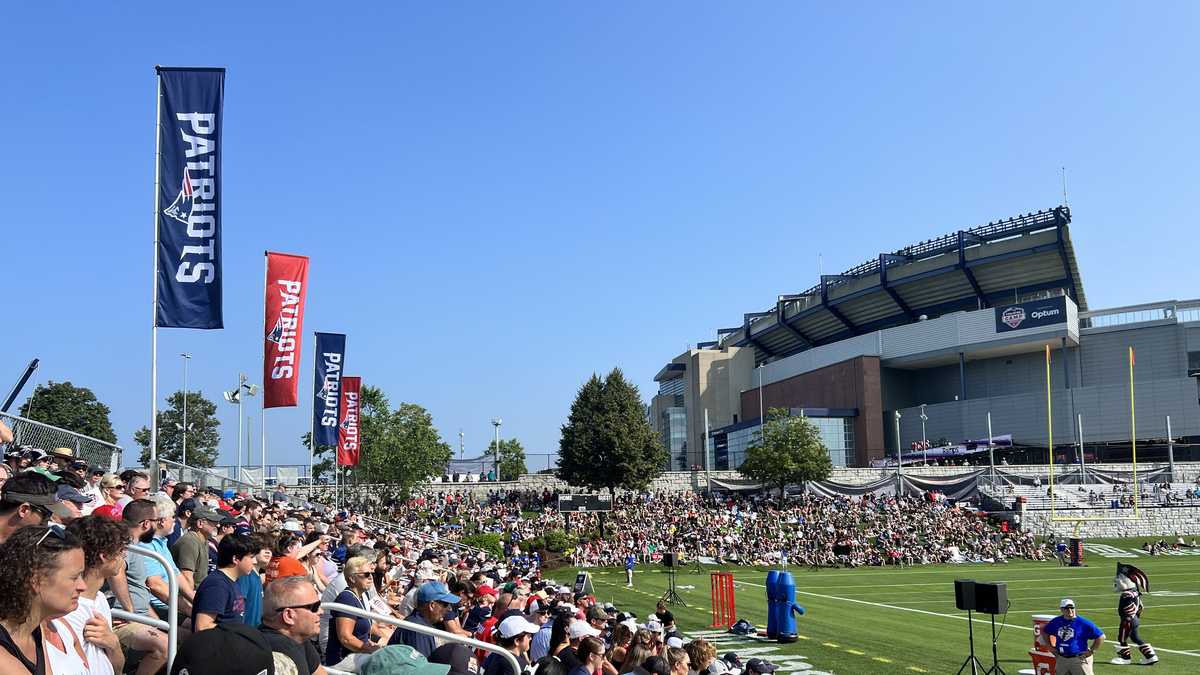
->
xmin=956 ymin=609 xmax=985 ymax=675
xmin=983 ymin=614 xmax=1006 ymax=675
xmin=662 ymin=566 xmax=686 ymax=606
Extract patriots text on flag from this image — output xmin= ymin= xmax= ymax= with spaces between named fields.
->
xmin=171 ymin=112 xmax=218 ymax=283
xmin=269 ymin=280 xmax=304 ymax=380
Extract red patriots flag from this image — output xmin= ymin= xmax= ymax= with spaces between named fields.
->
xmin=263 ymin=252 xmax=309 ymax=408
xmin=337 ymin=376 xmax=362 ymax=466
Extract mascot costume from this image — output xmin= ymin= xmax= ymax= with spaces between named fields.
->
xmin=1111 ymin=562 xmax=1158 ymax=665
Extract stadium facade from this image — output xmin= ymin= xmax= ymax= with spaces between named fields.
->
xmin=651 ymin=206 xmax=1200 ymax=470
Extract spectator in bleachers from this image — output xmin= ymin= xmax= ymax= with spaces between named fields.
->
xmin=97 ymin=473 xmax=126 ymax=515
xmin=119 ymin=471 xmax=151 ymax=509
xmin=319 ymin=544 xmax=375 ymax=654
xmin=168 ymin=497 xmax=197 ymax=547
xmin=114 ymin=498 xmax=170 ymax=675
xmin=482 ymin=615 xmax=540 ymax=675
xmin=326 ymin=556 xmax=383 ymax=667
xmin=0 ymin=471 xmax=68 ymax=543
xmin=172 ymin=504 xmax=226 ymax=590
xmin=260 ymin=575 xmax=325 ymax=674
xmin=63 ymin=514 xmax=129 ymax=674
xmin=192 ymin=533 xmax=257 ymax=631
xmin=171 ymin=623 xmax=277 ymax=675
xmin=82 ymin=467 xmax=105 ymax=511
xmin=52 ymin=483 xmax=95 ymax=525
xmin=269 ymin=532 xmax=313 ymax=585
xmin=144 ymin=494 xmax=196 ymax=618
xmin=0 ymin=524 xmax=86 ymax=674
xmin=389 ymin=580 xmax=460 ymax=656
xmin=237 ymin=532 xmax=275 ymax=628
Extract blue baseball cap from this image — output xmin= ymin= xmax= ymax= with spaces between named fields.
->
xmin=417 ymin=581 xmax=460 ymax=605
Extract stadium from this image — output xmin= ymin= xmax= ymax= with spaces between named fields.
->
xmin=650 ymin=205 xmax=1200 ymax=473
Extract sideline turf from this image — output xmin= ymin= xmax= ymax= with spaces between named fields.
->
xmin=569 ymin=545 xmax=1200 ymax=674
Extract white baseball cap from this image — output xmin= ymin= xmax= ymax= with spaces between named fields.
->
xmin=569 ymin=620 xmax=601 ymax=639
xmin=1060 ymin=598 xmax=1076 ymax=609
xmin=499 ymin=615 xmax=541 ymax=639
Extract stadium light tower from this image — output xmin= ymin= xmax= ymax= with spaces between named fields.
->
xmin=919 ymin=404 xmax=928 ymax=465
xmin=491 ymin=418 xmax=502 ymax=481
xmin=224 ymin=374 xmax=258 ymax=484
xmin=180 ymin=353 xmax=191 ymax=466
xmin=894 ymin=410 xmax=903 ymax=490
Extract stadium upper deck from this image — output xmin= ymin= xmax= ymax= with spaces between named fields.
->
xmin=711 ymin=206 xmax=1085 ymax=364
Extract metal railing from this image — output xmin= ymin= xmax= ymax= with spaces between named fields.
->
xmin=120 ymin=544 xmax=181 ymax=673
xmin=153 ymin=458 xmax=261 ymax=497
xmin=1080 ymin=298 xmax=1200 ymax=330
xmin=322 ymin=602 xmax=521 ymax=675
xmin=0 ymin=411 xmax=122 ymax=471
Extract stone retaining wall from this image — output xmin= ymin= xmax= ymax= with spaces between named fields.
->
xmin=1020 ymin=505 xmax=1200 ymax=538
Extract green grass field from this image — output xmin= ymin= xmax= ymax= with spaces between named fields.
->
xmin=567 ymin=540 xmax=1200 ymax=674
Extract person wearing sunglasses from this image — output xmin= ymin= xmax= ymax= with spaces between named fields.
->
xmin=0 ymin=472 xmax=71 ymax=544
xmin=389 ymin=580 xmax=460 ymax=657
xmin=326 ymin=556 xmax=382 ymax=668
xmin=98 ymin=474 xmax=126 ymax=510
xmin=0 ymin=524 xmax=88 ymax=674
xmin=260 ymin=576 xmax=325 ymax=675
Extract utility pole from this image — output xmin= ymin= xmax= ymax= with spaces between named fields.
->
xmin=491 ymin=418 xmax=502 ymax=481
xmin=180 ymin=353 xmax=191 ymax=466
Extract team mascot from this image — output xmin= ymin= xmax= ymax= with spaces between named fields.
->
xmin=1111 ymin=562 xmax=1158 ymax=665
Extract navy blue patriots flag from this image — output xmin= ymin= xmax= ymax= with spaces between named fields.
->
xmin=312 ymin=333 xmax=347 ymax=448
xmin=155 ymin=67 xmax=225 ymax=328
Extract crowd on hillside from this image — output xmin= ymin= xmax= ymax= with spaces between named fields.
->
xmin=324 ymin=486 xmax=1045 ymax=569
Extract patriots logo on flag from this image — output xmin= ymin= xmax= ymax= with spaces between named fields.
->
xmin=163 ymin=168 xmax=194 ymax=225
xmin=340 ymin=419 xmax=352 ymax=431
xmin=266 ymin=316 xmax=284 ymax=344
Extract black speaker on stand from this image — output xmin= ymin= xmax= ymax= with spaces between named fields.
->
xmin=974 ymin=582 xmax=1008 ymax=675
xmin=661 ymin=553 xmax=685 ymax=606
xmin=954 ymin=580 xmax=984 ymax=675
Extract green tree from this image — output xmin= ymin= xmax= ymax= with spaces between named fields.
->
xmin=19 ymin=381 xmax=117 ymax=443
xmin=557 ymin=368 xmax=667 ymax=496
xmin=133 ymin=390 xmax=221 ymax=467
xmin=354 ymin=385 xmax=452 ymax=497
xmin=738 ymin=407 xmax=832 ymax=498
xmin=488 ymin=438 xmax=528 ymax=481
xmin=301 ymin=432 xmax=336 ymax=485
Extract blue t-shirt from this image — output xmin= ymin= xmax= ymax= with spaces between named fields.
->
xmin=326 ymin=590 xmax=372 ymax=666
xmin=191 ymin=570 xmax=246 ymax=627
xmin=236 ymin=571 xmax=264 ymax=627
xmin=625 ymin=554 xmax=636 ymax=570
xmin=1043 ymin=615 xmax=1103 ymax=657
xmin=389 ymin=611 xmax=437 ymax=657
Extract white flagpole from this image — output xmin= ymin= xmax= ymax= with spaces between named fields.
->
xmin=261 ymin=252 xmax=268 ymax=498
xmin=150 ymin=70 xmax=163 ymax=471
xmin=308 ymin=332 xmax=316 ymax=500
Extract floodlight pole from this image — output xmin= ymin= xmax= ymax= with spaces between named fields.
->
xmin=1166 ymin=415 xmax=1175 ymax=480
xmin=703 ymin=408 xmax=712 ymax=494
xmin=987 ymin=412 xmax=995 ymax=484
xmin=920 ymin=404 xmax=928 ymax=466
xmin=894 ymin=410 xmax=903 ymax=493
xmin=1077 ymin=413 xmax=1085 ymax=478
xmin=491 ymin=418 xmax=502 ymax=481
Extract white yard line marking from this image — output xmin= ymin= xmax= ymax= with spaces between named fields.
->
xmin=733 ymin=579 xmax=1200 ymax=658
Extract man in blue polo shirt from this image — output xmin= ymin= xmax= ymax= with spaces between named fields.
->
xmin=1037 ymin=598 xmax=1105 ymax=675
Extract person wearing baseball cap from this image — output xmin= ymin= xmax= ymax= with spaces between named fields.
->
xmin=482 ymin=615 xmax=540 ymax=675
xmin=0 ymin=471 xmax=70 ymax=543
xmin=52 ymin=483 xmax=94 ymax=523
xmin=170 ymin=622 xmax=276 ymax=675
xmin=389 ymin=581 xmax=460 ymax=657
xmin=744 ymin=659 xmax=778 ymax=675
xmin=1036 ymin=599 xmax=1105 ymax=675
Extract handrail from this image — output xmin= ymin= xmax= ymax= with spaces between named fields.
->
xmin=110 ymin=608 xmax=170 ymax=632
xmin=356 ymin=514 xmax=488 ymax=557
xmin=321 ymin=602 xmax=522 ymax=675
xmin=127 ymin=543 xmax=180 ymax=673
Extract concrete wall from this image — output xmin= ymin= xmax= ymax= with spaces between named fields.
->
xmin=1021 ymin=506 xmax=1200 ymax=538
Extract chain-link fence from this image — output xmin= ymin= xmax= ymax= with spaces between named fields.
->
xmin=0 ymin=411 xmax=122 ymax=471
xmin=153 ymin=458 xmax=260 ymax=497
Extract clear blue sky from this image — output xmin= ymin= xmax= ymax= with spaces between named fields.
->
xmin=3 ymin=3 xmax=1198 ymax=470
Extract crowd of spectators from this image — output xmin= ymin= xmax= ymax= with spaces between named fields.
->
xmin=1 ymin=446 xmax=802 ymax=675
xmin=0 ymin=438 xmax=1178 ymax=675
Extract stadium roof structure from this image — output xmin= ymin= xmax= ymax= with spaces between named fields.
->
xmin=703 ymin=205 xmax=1085 ymax=365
